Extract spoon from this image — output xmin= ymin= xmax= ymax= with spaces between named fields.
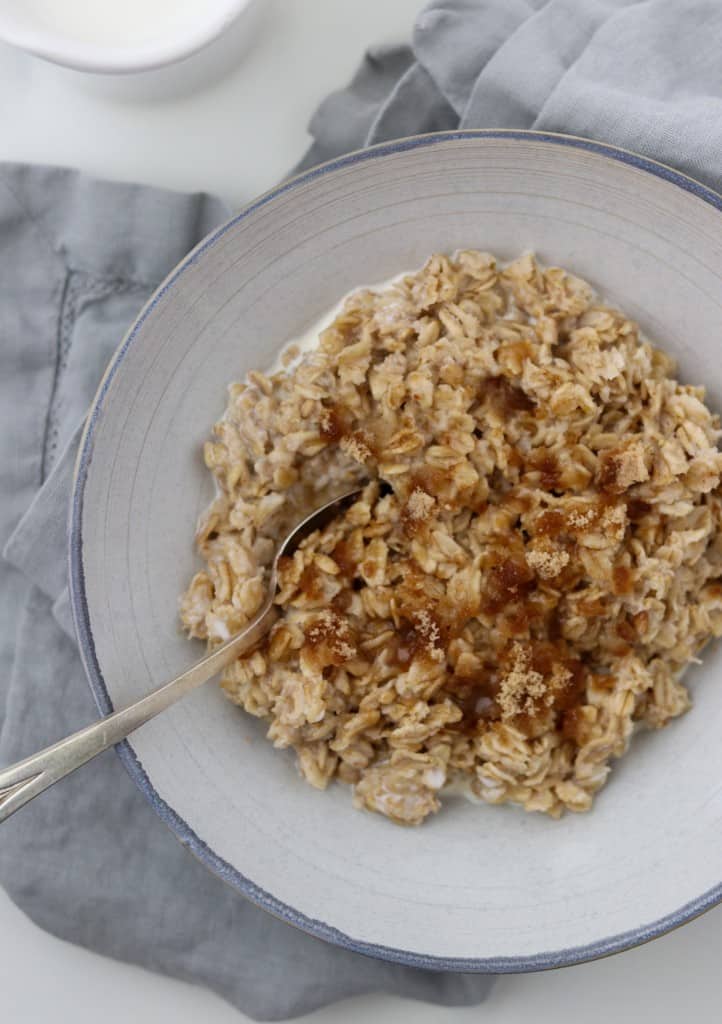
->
xmin=0 ymin=486 xmax=364 ymax=824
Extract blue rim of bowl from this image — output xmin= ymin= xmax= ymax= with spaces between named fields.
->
xmin=69 ymin=129 xmax=722 ymax=972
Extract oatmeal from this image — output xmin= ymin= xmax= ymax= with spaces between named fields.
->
xmin=181 ymin=252 xmax=722 ymax=824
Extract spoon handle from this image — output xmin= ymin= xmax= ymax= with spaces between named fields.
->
xmin=0 ymin=602 xmax=278 ymax=824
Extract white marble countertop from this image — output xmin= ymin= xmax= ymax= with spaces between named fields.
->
xmin=1 ymin=0 xmax=721 ymax=1019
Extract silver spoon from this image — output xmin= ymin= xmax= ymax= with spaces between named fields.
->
xmin=0 ymin=486 xmax=363 ymax=824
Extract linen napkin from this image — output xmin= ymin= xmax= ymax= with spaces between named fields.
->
xmin=5 ymin=0 xmax=722 ymax=1018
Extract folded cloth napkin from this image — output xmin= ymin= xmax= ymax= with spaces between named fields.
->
xmin=4 ymin=0 xmax=722 ymax=1018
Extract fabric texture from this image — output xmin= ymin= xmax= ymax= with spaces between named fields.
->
xmin=4 ymin=0 xmax=722 ymax=1017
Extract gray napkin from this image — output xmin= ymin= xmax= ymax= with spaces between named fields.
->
xmin=4 ymin=0 xmax=722 ymax=1018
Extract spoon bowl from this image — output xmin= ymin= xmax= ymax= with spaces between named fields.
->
xmin=0 ymin=486 xmax=364 ymax=823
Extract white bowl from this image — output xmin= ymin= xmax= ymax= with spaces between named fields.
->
xmin=70 ymin=131 xmax=722 ymax=970
xmin=0 ymin=0 xmax=253 ymax=73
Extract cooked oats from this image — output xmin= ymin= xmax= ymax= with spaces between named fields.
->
xmin=180 ymin=251 xmax=722 ymax=825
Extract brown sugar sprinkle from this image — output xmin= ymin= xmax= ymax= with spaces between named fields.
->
xmin=491 ymin=645 xmax=586 ymax=738
xmin=534 ymin=508 xmax=567 ymax=538
xmin=413 ymin=609 xmax=445 ymax=660
xmin=597 ymin=439 xmax=649 ymax=494
xmin=409 ymin=466 xmax=449 ymax=500
xmin=481 ymin=557 xmax=535 ymax=615
xmin=525 ymin=546 xmax=570 ymax=580
xmin=561 ymin=706 xmax=590 ymax=744
xmin=304 ymin=609 xmax=357 ymax=665
xmin=445 ymin=670 xmax=500 ymax=733
xmin=612 ymin=564 xmax=634 ymax=595
xmin=393 ymin=608 xmax=446 ymax=667
xmin=331 ymin=537 xmax=358 ymax=578
xmin=320 ymin=406 xmax=378 ymax=465
xmin=626 ymin=499 xmax=651 ymax=522
xmin=503 ymin=605 xmax=540 ymax=637
xmin=497 ymin=643 xmax=547 ymax=719
xmin=401 ymin=486 xmax=436 ymax=536
xmin=546 ymin=606 xmax=563 ymax=642
xmin=183 ymin=250 xmax=722 ymax=825
xmin=549 ymin=657 xmax=586 ymax=712
xmin=597 ymin=453 xmax=621 ymax=493
xmin=533 ymin=496 xmax=627 ymax=544
xmin=319 ymin=405 xmax=345 ymax=443
xmin=298 ymin=563 xmax=325 ymax=603
xmin=340 ymin=430 xmax=376 ymax=464
xmin=525 ymin=449 xmax=561 ymax=490
xmin=478 ymin=375 xmax=535 ymax=415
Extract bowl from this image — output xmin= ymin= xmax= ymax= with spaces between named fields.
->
xmin=70 ymin=130 xmax=722 ymax=970
xmin=0 ymin=0 xmax=254 ymax=73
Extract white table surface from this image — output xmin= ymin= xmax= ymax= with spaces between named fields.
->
xmin=1 ymin=1 xmax=721 ymax=1020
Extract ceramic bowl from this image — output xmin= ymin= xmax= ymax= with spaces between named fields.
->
xmin=70 ymin=131 xmax=722 ymax=970
xmin=0 ymin=0 xmax=253 ymax=73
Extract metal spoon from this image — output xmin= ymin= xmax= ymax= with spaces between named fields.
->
xmin=0 ymin=486 xmax=363 ymax=824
